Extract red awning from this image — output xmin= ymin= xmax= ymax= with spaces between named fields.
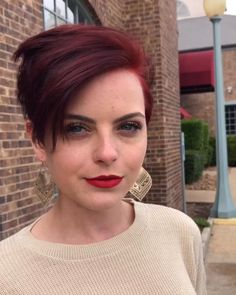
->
xmin=180 ymin=107 xmax=192 ymax=119
xmin=179 ymin=50 xmax=214 ymax=93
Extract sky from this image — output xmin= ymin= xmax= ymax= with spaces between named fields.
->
xmin=179 ymin=0 xmax=236 ymax=18
xmin=226 ymin=0 xmax=236 ymax=15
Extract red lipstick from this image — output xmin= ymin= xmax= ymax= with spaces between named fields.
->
xmin=85 ymin=175 xmax=123 ymax=188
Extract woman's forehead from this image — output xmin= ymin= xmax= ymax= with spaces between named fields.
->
xmin=67 ymin=69 xmax=145 ymax=112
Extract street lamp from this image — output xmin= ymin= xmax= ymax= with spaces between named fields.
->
xmin=204 ymin=0 xmax=236 ymax=217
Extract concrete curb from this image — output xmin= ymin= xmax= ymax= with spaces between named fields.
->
xmin=213 ymin=218 xmax=236 ymax=225
xmin=202 ymin=217 xmax=214 ymax=260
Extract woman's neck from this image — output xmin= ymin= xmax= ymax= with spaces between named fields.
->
xmin=31 ymin=198 xmax=134 ymax=245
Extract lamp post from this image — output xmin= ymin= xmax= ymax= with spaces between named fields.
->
xmin=204 ymin=0 xmax=236 ymax=218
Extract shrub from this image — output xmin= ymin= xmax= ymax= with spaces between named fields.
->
xmin=227 ymin=135 xmax=236 ymax=166
xmin=181 ymin=119 xmax=210 ymax=181
xmin=184 ymin=150 xmax=205 ymax=184
xmin=202 ymin=122 xmax=209 ymax=166
xmin=194 ymin=217 xmax=210 ymax=231
xmin=208 ymin=135 xmax=236 ymax=166
xmin=209 ymin=136 xmax=216 ymax=166
xmin=181 ymin=119 xmax=204 ymax=151
xmin=207 ymin=145 xmax=213 ymax=166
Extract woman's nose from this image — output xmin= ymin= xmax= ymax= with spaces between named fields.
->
xmin=93 ymin=134 xmax=118 ymax=165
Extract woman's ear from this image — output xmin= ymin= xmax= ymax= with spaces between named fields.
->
xmin=25 ymin=120 xmax=47 ymax=162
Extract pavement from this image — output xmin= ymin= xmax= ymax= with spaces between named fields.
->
xmin=206 ymin=219 xmax=236 ymax=294
xmin=185 ymin=168 xmax=236 ymax=294
xmin=186 ymin=167 xmax=236 ymax=203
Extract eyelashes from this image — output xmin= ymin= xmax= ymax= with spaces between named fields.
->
xmin=64 ymin=123 xmax=90 ymax=135
xmin=64 ymin=120 xmax=143 ymax=138
xmin=119 ymin=121 xmax=142 ymax=133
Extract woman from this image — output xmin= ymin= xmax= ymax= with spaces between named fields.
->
xmin=0 ymin=25 xmax=206 ymax=294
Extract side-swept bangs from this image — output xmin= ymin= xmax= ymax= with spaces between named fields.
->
xmin=14 ymin=25 xmax=153 ymax=149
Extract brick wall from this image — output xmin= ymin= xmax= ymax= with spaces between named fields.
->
xmin=224 ymin=48 xmax=236 ymax=103
xmin=0 ymin=0 xmax=44 ymax=240
xmin=151 ymin=1 xmax=182 ymax=209
xmin=89 ymin=0 xmax=123 ymax=27
xmin=0 ymin=0 xmax=182 ymax=240
xmin=181 ymin=47 xmax=236 ymax=135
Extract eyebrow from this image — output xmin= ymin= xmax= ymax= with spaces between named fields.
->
xmin=65 ymin=112 xmax=145 ymax=124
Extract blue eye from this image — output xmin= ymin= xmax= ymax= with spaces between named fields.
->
xmin=65 ymin=123 xmax=89 ymax=136
xmin=119 ymin=121 xmax=142 ymax=133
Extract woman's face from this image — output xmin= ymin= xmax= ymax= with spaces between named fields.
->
xmin=35 ymin=69 xmax=147 ymax=211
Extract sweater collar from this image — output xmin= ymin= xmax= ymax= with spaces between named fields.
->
xmin=17 ymin=199 xmax=147 ymax=260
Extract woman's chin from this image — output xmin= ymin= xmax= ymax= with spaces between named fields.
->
xmin=81 ymin=192 xmax=125 ymax=212
xmin=57 ymin=187 xmax=128 ymax=212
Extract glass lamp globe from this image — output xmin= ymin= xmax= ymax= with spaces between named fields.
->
xmin=203 ymin=0 xmax=226 ymax=18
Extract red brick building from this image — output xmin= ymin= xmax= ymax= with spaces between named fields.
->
xmin=0 ymin=0 xmax=182 ymax=240
xmin=178 ymin=15 xmax=236 ymax=136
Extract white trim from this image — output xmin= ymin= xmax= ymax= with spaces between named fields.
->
xmin=225 ymin=101 xmax=236 ymax=106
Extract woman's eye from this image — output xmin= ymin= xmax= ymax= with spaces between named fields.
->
xmin=119 ymin=121 xmax=142 ymax=134
xmin=64 ymin=123 xmax=89 ymax=136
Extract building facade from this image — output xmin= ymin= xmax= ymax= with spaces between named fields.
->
xmin=178 ymin=15 xmax=236 ymax=136
xmin=0 ymin=0 xmax=182 ymax=240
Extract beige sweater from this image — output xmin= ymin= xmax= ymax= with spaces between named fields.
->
xmin=0 ymin=200 xmax=206 ymax=294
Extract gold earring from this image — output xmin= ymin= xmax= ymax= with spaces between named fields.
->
xmin=35 ymin=162 xmax=55 ymax=205
xmin=129 ymin=167 xmax=152 ymax=201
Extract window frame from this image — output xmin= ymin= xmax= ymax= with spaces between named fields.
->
xmin=225 ymin=101 xmax=236 ymax=135
xmin=43 ymin=0 xmax=95 ymax=30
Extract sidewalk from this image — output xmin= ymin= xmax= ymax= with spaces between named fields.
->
xmin=186 ymin=167 xmax=236 ymax=204
xmin=205 ymin=220 xmax=236 ymax=294
xmin=185 ymin=167 xmax=236 ymax=294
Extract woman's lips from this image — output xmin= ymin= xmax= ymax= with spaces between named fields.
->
xmin=85 ymin=175 xmax=123 ymax=188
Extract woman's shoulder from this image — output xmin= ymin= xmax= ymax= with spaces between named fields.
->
xmin=0 ymin=225 xmax=35 ymax=288
xmin=135 ymin=200 xmax=201 ymax=239
xmin=0 ymin=225 xmax=30 ymax=263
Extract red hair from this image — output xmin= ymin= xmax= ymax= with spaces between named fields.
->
xmin=14 ymin=25 xmax=153 ymax=148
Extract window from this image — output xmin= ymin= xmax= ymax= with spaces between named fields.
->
xmin=43 ymin=0 xmax=95 ymax=30
xmin=225 ymin=104 xmax=236 ymax=135
xmin=176 ymin=0 xmax=190 ymax=19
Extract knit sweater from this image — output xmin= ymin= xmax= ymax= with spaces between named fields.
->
xmin=0 ymin=200 xmax=206 ymax=295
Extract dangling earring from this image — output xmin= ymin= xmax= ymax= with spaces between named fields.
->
xmin=35 ymin=162 xmax=55 ymax=205
xmin=129 ymin=167 xmax=152 ymax=201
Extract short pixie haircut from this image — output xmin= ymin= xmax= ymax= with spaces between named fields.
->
xmin=14 ymin=25 xmax=153 ymax=149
